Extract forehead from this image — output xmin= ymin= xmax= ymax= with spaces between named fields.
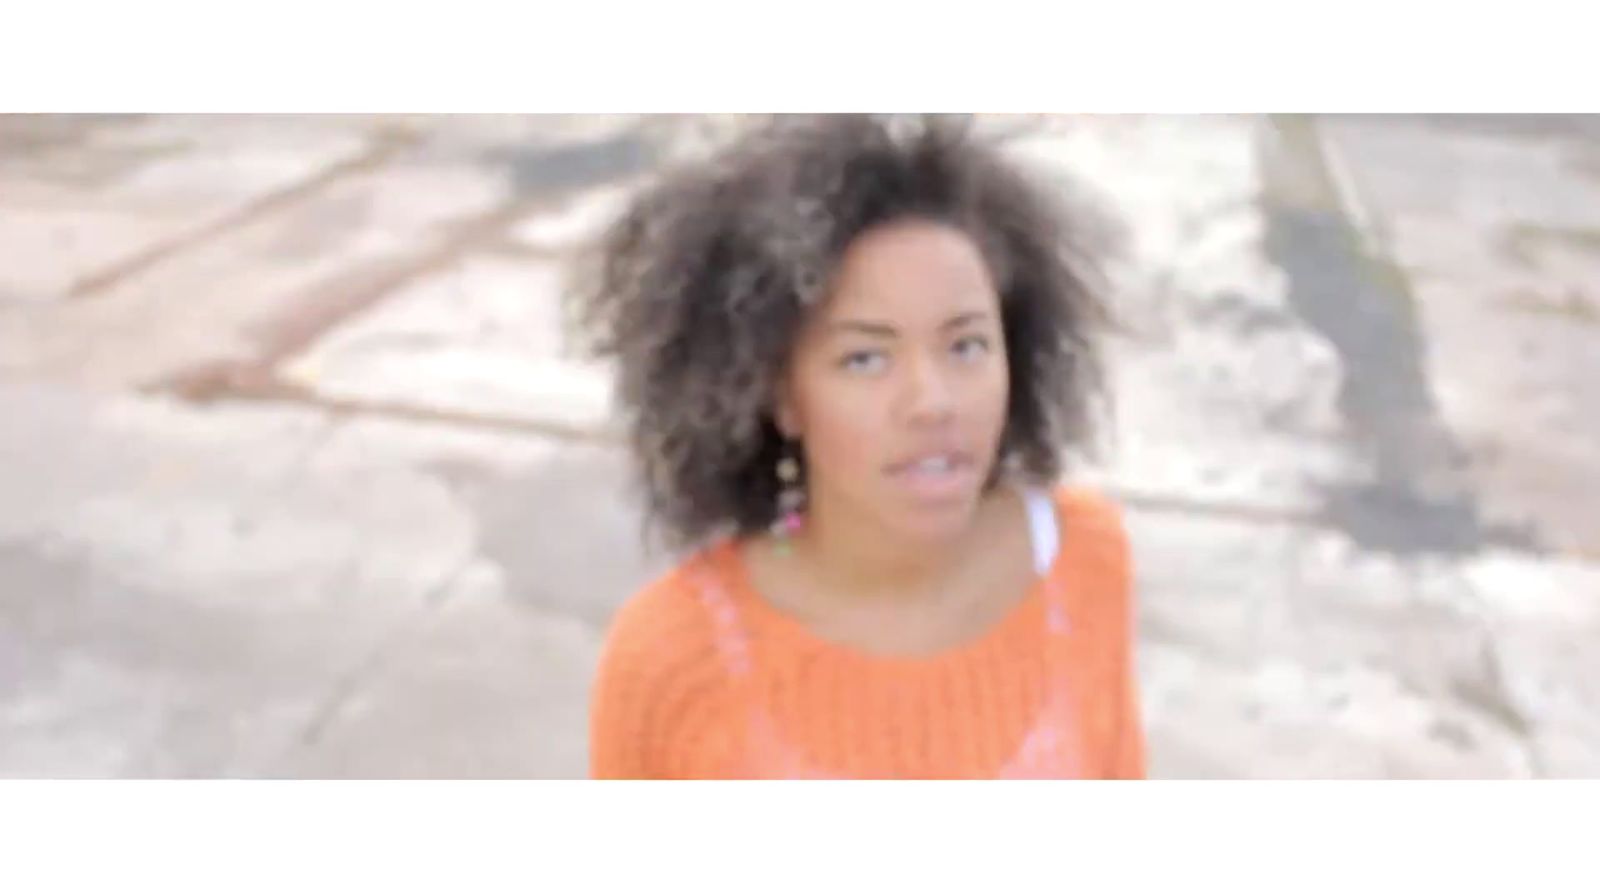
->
xmin=821 ymin=219 xmax=998 ymax=322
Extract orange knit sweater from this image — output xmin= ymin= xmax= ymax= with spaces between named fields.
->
xmin=589 ymin=485 xmax=1145 ymax=779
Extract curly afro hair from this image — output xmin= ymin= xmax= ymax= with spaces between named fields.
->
xmin=571 ymin=114 xmax=1116 ymax=552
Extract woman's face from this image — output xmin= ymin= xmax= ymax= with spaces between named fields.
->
xmin=777 ymin=218 xmax=1010 ymax=544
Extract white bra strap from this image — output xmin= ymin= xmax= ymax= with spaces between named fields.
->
xmin=1023 ymin=487 xmax=1060 ymax=576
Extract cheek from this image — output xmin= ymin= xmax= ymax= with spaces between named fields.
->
xmin=791 ymin=375 xmax=888 ymax=480
xmin=966 ymin=351 xmax=1011 ymax=432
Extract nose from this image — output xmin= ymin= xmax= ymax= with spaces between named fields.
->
xmin=900 ymin=350 xmax=955 ymax=425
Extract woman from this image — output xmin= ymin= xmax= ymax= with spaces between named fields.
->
xmin=576 ymin=115 xmax=1143 ymax=779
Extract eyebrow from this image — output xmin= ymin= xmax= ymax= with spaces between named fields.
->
xmin=940 ymin=311 xmax=993 ymax=331
xmin=825 ymin=311 xmax=993 ymax=338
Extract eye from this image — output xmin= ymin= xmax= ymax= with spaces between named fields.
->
xmin=838 ymin=349 xmax=888 ymax=374
xmin=951 ymin=334 xmax=992 ymax=361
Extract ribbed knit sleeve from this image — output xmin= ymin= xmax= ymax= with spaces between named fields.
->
xmin=1043 ymin=486 xmax=1145 ymax=780
xmin=589 ymin=570 xmax=729 ymax=779
xmin=1078 ymin=490 xmax=1145 ymax=779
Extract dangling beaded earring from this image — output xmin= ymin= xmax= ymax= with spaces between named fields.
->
xmin=771 ymin=447 xmax=805 ymax=554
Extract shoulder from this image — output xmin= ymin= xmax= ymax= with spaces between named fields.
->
xmin=1050 ymin=484 xmax=1129 ymax=557
xmin=1050 ymin=482 xmax=1125 ymax=530
xmin=596 ymin=550 xmax=724 ymax=680
xmin=590 ymin=547 xmax=732 ymax=778
xmin=1046 ymin=482 xmax=1133 ymax=596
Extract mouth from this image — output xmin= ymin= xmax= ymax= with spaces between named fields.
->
xmin=884 ymin=450 xmax=979 ymax=502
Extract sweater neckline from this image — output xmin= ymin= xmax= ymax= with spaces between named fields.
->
xmin=707 ymin=488 xmax=1070 ymax=678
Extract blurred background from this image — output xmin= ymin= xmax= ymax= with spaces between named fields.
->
xmin=1 ymin=113 xmax=1596 ymax=778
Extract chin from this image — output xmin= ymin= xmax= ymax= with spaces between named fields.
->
xmin=888 ymin=491 xmax=983 ymax=544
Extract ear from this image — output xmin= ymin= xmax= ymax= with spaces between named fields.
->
xmin=773 ymin=381 xmax=801 ymax=439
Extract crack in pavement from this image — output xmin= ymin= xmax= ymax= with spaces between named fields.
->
xmin=67 ymin=126 xmax=423 ymax=301
xmin=269 ymin=549 xmax=478 ymax=773
xmin=153 ymin=378 xmax=624 ymax=447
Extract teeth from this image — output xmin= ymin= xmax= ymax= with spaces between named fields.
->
xmin=914 ymin=456 xmax=952 ymax=473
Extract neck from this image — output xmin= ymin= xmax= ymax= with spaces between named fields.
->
xmin=793 ymin=487 xmax=987 ymax=601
